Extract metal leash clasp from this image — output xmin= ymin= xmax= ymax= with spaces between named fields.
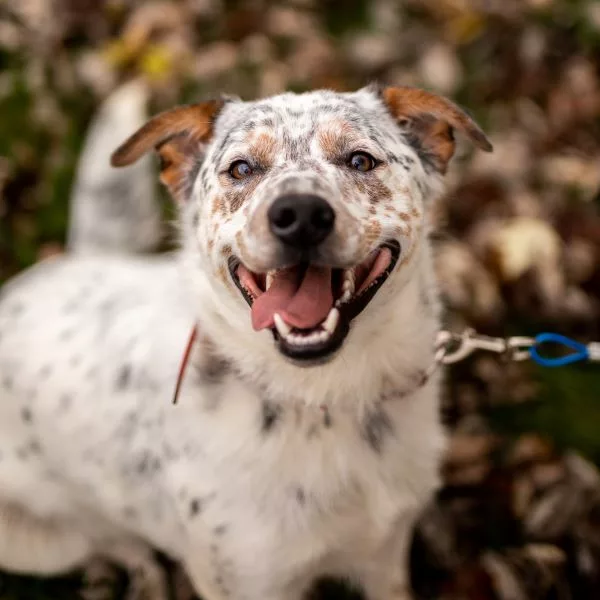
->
xmin=436 ymin=329 xmax=534 ymax=364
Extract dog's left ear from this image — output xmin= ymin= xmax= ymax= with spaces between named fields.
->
xmin=111 ymin=99 xmax=225 ymax=202
xmin=381 ymin=87 xmax=492 ymax=174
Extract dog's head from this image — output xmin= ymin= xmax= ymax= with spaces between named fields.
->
xmin=112 ymin=86 xmax=491 ymax=366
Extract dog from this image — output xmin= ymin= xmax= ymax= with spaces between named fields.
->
xmin=0 ymin=84 xmax=491 ymax=600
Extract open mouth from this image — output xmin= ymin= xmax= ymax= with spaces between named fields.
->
xmin=228 ymin=240 xmax=401 ymax=362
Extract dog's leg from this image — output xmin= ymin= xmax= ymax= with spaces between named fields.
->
xmin=0 ymin=501 xmax=92 ymax=574
xmin=358 ymin=515 xmax=417 ymax=600
xmin=97 ymin=540 xmax=169 ymax=600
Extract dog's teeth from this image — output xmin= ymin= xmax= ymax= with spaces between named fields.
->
xmin=335 ymin=289 xmax=352 ymax=307
xmin=342 ymin=269 xmax=355 ymax=291
xmin=273 ymin=313 xmax=291 ymax=337
xmin=323 ymin=308 xmax=339 ymax=334
xmin=266 ymin=271 xmax=274 ymax=291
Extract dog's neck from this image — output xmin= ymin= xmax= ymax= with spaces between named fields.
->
xmin=184 ymin=241 xmax=440 ymax=412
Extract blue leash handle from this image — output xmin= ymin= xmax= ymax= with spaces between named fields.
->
xmin=529 ymin=332 xmax=590 ymax=367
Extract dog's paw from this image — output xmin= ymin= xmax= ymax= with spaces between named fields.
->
xmin=124 ymin=559 xmax=169 ymax=600
xmin=80 ymin=558 xmax=123 ymax=600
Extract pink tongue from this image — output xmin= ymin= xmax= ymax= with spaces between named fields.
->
xmin=251 ymin=266 xmax=333 ymax=331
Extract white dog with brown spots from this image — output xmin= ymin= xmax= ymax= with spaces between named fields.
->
xmin=0 ymin=85 xmax=491 ymax=600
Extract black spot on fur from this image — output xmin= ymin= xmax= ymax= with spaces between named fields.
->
xmin=195 ymin=353 xmax=230 ymax=386
xmin=116 ymin=365 xmax=131 ymax=390
xmin=296 ymin=487 xmax=306 ymax=506
xmin=16 ymin=439 xmax=42 ymax=460
xmin=135 ymin=452 xmax=162 ymax=476
xmin=214 ymin=524 xmax=227 ymax=536
xmin=21 ymin=407 xmax=33 ymax=423
xmin=261 ymin=400 xmax=281 ymax=433
xmin=362 ymin=407 xmax=394 ymax=454
xmin=322 ymin=406 xmax=332 ymax=428
xmin=189 ymin=498 xmax=202 ymax=518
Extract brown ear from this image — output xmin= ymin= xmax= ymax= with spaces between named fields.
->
xmin=381 ymin=87 xmax=492 ymax=174
xmin=111 ymin=99 xmax=225 ymax=202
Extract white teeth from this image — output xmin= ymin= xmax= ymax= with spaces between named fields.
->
xmin=335 ymin=269 xmax=355 ymax=307
xmin=266 ymin=271 xmax=274 ymax=291
xmin=342 ymin=269 xmax=355 ymax=293
xmin=323 ymin=308 xmax=339 ymax=334
xmin=287 ymin=330 xmax=328 ymax=346
xmin=337 ymin=289 xmax=352 ymax=306
xmin=275 ymin=309 xmax=339 ymax=347
xmin=273 ymin=313 xmax=291 ymax=337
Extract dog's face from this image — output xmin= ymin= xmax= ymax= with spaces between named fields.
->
xmin=113 ymin=86 xmax=490 ymax=365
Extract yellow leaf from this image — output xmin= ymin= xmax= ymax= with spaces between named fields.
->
xmin=140 ymin=45 xmax=173 ymax=81
xmin=446 ymin=11 xmax=486 ymax=44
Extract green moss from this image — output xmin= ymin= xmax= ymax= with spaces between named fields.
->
xmin=490 ymin=364 xmax=600 ymax=465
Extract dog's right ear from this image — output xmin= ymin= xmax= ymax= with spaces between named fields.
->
xmin=111 ymin=99 xmax=225 ymax=202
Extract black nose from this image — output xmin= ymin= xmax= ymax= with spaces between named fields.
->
xmin=268 ymin=194 xmax=335 ymax=248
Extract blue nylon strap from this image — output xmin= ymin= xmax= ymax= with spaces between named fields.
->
xmin=529 ymin=332 xmax=590 ymax=367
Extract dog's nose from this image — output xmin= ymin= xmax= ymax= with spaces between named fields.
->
xmin=268 ymin=194 xmax=335 ymax=248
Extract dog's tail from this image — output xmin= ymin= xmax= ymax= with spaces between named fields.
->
xmin=67 ymin=80 xmax=163 ymax=254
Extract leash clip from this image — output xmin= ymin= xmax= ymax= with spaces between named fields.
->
xmin=437 ymin=329 xmax=505 ymax=364
xmin=436 ymin=329 xmax=535 ymax=364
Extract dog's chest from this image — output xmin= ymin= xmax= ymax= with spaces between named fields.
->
xmin=162 ymin=373 xmax=435 ymax=563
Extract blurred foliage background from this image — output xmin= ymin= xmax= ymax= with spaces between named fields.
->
xmin=1 ymin=0 xmax=600 ymax=598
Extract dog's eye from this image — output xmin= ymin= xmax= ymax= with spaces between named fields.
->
xmin=349 ymin=152 xmax=376 ymax=172
xmin=229 ymin=160 xmax=253 ymax=180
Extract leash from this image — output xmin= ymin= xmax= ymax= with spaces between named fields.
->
xmin=434 ymin=329 xmax=600 ymax=368
xmin=172 ymin=326 xmax=600 ymax=404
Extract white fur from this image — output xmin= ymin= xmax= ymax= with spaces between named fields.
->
xmin=0 ymin=87 xmax=451 ymax=600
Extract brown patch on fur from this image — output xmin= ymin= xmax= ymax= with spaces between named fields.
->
xmin=381 ymin=87 xmax=492 ymax=173
xmin=217 ymin=265 xmax=228 ymax=286
xmin=249 ymin=132 xmax=277 ymax=167
xmin=397 ymin=211 xmax=411 ymax=221
xmin=211 ymin=195 xmax=227 ymax=217
xmin=228 ymin=174 xmax=261 ymax=213
xmin=364 ymin=221 xmax=382 ymax=248
xmin=317 ymin=120 xmax=355 ymax=161
xmin=221 ymin=244 xmax=233 ymax=258
xmin=363 ymin=174 xmax=392 ymax=205
xmin=207 ymin=238 xmax=215 ymax=253
xmin=369 ymin=205 xmax=377 ymax=215
xmin=111 ymin=100 xmax=224 ymax=203
xmin=392 ymin=221 xmax=412 ymax=237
